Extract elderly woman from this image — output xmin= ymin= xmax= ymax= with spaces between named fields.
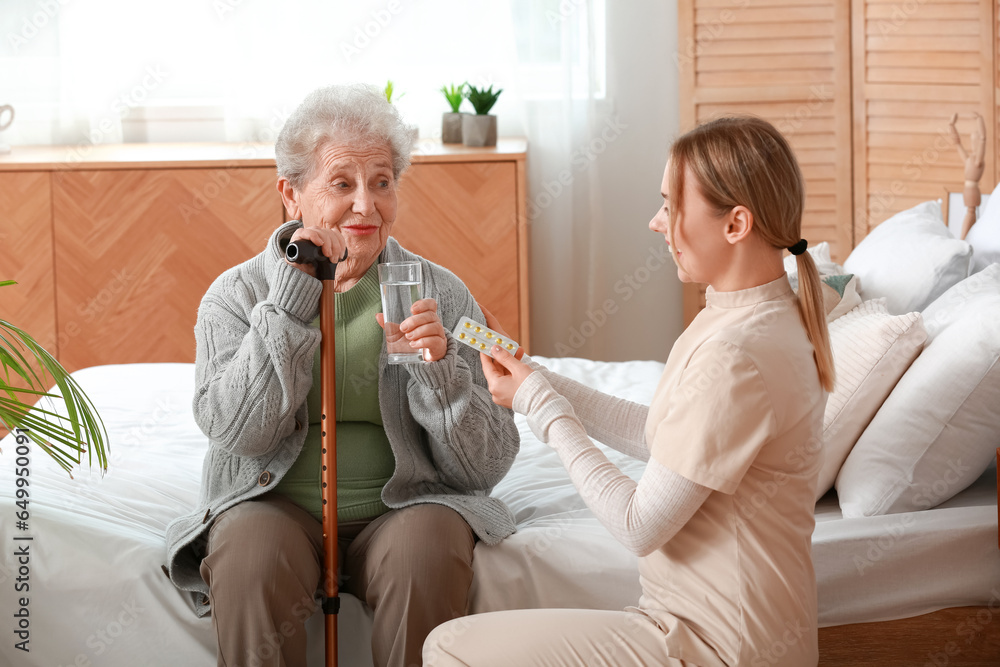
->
xmin=164 ymin=84 xmax=520 ymax=667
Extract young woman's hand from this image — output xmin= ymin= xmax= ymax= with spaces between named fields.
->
xmin=478 ymin=303 xmax=525 ymax=360
xmin=481 ymin=345 xmax=534 ymax=409
xmin=376 ymin=299 xmax=447 ymax=362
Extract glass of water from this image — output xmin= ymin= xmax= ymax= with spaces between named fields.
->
xmin=378 ymin=261 xmax=424 ymax=364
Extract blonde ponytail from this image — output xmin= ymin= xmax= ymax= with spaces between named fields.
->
xmin=792 ymin=250 xmax=836 ymax=392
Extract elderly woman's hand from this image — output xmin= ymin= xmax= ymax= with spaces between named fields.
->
xmin=377 ymin=299 xmax=448 ymax=363
xmin=480 ymin=345 xmax=534 ymax=410
xmin=285 ymin=226 xmax=348 ymax=278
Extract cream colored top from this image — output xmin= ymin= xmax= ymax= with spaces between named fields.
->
xmin=515 ymin=274 xmax=825 ymax=667
xmin=642 ymin=275 xmax=825 ymax=666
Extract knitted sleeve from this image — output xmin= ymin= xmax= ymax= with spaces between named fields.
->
xmin=192 ymin=226 xmax=322 ymax=458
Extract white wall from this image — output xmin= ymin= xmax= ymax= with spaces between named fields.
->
xmin=528 ymin=0 xmax=682 ymax=363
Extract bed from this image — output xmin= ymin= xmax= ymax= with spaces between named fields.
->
xmin=4 ymin=158 xmax=1000 ymax=665
xmin=1 ymin=351 xmax=998 ymax=666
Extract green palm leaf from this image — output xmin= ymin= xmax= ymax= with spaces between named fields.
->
xmin=1 ymin=281 xmax=108 ymax=477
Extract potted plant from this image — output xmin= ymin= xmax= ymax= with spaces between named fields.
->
xmin=440 ymin=83 xmax=466 ymax=144
xmin=383 ymin=80 xmax=419 ymax=144
xmin=1 ymin=280 xmax=108 ymax=476
xmin=383 ymin=80 xmax=402 ymax=105
xmin=463 ymin=84 xmax=502 ymax=147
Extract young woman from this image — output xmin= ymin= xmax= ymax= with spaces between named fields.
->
xmin=422 ymin=116 xmax=834 ymax=667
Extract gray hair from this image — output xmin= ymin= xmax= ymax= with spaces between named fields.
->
xmin=275 ymin=83 xmax=413 ymax=189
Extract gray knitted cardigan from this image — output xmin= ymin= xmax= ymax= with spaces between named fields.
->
xmin=164 ymin=220 xmax=520 ymax=616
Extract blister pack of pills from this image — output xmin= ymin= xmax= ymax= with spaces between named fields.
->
xmin=453 ymin=316 xmax=521 ymax=359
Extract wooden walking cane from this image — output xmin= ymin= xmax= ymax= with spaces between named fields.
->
xmin=285 ymin=239 xmax=348 ymax=667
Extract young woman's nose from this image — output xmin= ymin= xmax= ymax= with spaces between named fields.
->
xmin=650 ymin=208 xmax=668 ymax=235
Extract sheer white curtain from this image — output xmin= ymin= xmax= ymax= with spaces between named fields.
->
xmin=0 ymin=0 xmax=611 ymax=357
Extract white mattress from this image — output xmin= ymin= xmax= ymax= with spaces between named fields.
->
xmin=0 ymin=360 xmax=997 ymax=666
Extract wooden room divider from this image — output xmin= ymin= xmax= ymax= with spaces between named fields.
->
xmin=677 ymin=0 xmax=998 ymax=324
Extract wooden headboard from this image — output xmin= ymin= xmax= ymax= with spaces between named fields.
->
xmin=677 ymin=0 xmax=998 ymax=324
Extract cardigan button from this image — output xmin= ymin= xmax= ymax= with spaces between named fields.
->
xmin=258 ymin=471 xmax=272 ymax=486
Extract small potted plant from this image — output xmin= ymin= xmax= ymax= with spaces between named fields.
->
xmin=463 ymin=84 xmax=502 ymax=147
xmin=440 ymin=83 xmax=466 ymax=144
xmin=383 ymin=80 xmax=401 ymax=105
xmin=384 ymin=80 xmax=419 ymax=143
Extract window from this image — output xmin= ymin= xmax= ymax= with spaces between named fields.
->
xmin=0 ymin=0 xmax=607 ymax=145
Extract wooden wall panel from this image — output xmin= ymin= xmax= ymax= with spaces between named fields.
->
xmin=853 ymin=0 xmax=996 ymax=240
xmin=680 ymin=0 xmax=999 ymax=324
xmin=691 ymin=1 xmax=853 ymax=261
xmin=679 ymin=0 xmax=854 ymax=325
xmin=394 ymin=161 xmax=523 ymax=344
xmin=51 ymin=168 xmax=281 ymax=373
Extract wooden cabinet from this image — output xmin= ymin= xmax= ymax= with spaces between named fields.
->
xmin=50 ymin=166 xmax=279 ymax=372
xmin=395 ymin=158 xmax=524 ymax=347
xmin=0 ymin=171 xmax=56 ymax=352
xmin=0 ymin=140 xmax=528 ymax=374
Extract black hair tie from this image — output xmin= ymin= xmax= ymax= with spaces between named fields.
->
xmin=788 ymin=239 xmax=808 ymax=256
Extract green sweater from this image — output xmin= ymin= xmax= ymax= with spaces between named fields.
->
xmin=273 ymin=262 xmax=394 ymax=522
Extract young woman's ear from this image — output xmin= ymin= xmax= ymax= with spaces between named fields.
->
xmin=724 ymin=205 xmax=754 ymax=245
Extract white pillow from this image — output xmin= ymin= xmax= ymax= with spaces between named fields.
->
xmin=815 ymin=299 xmax=926 ymax=501
xmin=844 ymin=200 xmax=973 ymax=314
xmin=966 ymin=181 xmax=1000 ymax=273
xmin=821 ymin=274 xmax=862 ymax=322
xmin=784 ymin=241 xmax=844 ymax=290
xmin=836 ymin=263 xmax=1000 ymax=517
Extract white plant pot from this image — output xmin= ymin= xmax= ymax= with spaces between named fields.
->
xmin=462 ymin=114 xmax=497 ymax=147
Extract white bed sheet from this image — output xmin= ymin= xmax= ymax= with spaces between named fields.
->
xmin=0 ymin=359 xmax=997 ymax=666
xmin=813 ymin=463 xmax=1000 ymax=626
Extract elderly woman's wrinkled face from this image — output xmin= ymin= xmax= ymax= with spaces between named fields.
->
xmin=291 ymin=140 xmax=398 ymax=270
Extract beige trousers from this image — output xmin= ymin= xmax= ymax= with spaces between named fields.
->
xmin=200 ymin=493 xmax=475 ymax=667
xmin=422 ymin=608 xmax=727 ymax=667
